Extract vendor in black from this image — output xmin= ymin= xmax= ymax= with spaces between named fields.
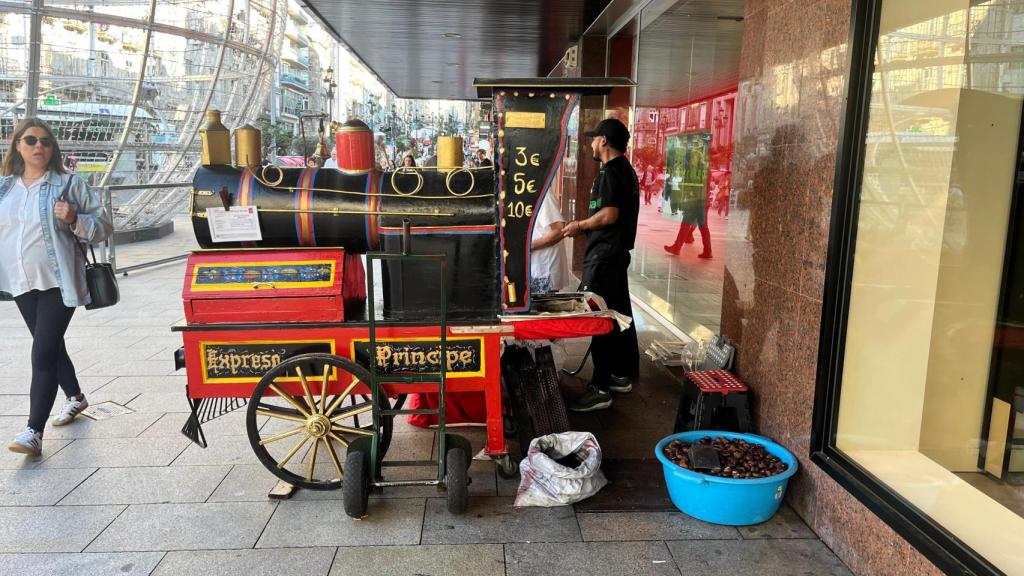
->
xmin=562 ymin=118 xmax=641 ymax=412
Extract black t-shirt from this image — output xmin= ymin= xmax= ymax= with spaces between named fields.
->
xmin=583 ymin=155 xmax=639 ymax=268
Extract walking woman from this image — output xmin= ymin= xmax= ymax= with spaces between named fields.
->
xmin=1 ymin=118 xmax=112 ymax=456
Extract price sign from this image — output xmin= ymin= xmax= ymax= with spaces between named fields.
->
xmin=206 ymin=206 xmax=263 ymax=243
xmin=496 ymin=91 xmax=579 ymax=312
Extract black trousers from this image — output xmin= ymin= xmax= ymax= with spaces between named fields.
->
xmin=580 ymin=255 xmax=640 ymax=391
xmin=14 ymin=288 xmax=80 ymax=432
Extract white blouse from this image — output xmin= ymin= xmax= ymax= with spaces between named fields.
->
xmin=0 ymin=177 xmax=60 ymax=297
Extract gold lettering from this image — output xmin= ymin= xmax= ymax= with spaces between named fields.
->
xmin=375 ymin=345 xmax=392 ymax=367
xmin=426 ymin=350 xmax=441 ymax=367
xmin=513 ymin=172 xmax=538 ymax=194
xmin=270 ymin=354 xmax=281 ymax=368
xmin=459 ymin=350 xmax=474 ymax=366
xmin=507 ymin=201 xmax=534 ymax=219
xmin=411 ymin=351 xmax=426 ymax=366
xmin=515 ymin=147 xmax=528 ymax=167
xmin=230 ymin=354 xmax=244 ymax=373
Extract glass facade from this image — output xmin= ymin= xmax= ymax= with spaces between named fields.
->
xmin=834 ymin=0 xmax=1024 ymax=573
xmin=570 ymin=1 xmax=743 ymax=337
xmin=0 ymin=0 xmax=286 ymax=229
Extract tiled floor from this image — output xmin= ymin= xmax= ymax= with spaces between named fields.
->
xmin=628 ymin=201 xmax=728 ymax=336
xmin=0 ymin=217 xmax=853 ymax=575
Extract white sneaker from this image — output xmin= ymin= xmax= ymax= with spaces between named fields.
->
xmin=7 ymin=427 xmax=42 ymax=456
xmin=51 ymin=394 xmax=89 ymax=427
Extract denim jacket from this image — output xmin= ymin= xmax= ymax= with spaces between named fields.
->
xmin=0 ymin=171 xmax=113 ymax=307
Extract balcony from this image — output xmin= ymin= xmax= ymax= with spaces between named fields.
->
xmin=284 ymin=29 xmax=309 ymax=47
xmin=287 ymin=5 xmax=308 ymax=24
xmin=280 ymin=72 xmax=309 ymax=92
xmin=281 ymin=47 xmax=310 ymax=70
xmin=281 ymin=105 xmax=303 ymax=119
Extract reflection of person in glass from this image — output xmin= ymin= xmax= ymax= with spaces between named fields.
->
xmin=664 ymin=141 xmax=712 ymax=259
xmin=642 ymin=164 xmax=658 ymax=205
xmin=562 ymin=118 xmax=640 ymax=412
xmin=663 ymin=190 xmax=712 ymax=259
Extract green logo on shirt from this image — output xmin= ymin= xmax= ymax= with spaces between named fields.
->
xmin=589 ymin=198 xmax=602 ymax=210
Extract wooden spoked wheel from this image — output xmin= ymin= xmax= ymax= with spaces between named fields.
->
xmin=246 ymin=353 xmax=390 ymax=490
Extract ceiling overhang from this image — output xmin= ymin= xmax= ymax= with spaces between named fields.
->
xmin=301 ymin=0 xmax=611 ymax=100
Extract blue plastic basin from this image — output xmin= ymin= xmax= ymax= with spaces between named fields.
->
xmin=654 ymin=431 xmax=798 ymax=526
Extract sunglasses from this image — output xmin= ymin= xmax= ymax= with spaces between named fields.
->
xmin=18 ymin=135 xmax=55 ymax=147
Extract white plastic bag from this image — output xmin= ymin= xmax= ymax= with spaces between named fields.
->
xmin=514 ymin=431 xmax=608 ymax=507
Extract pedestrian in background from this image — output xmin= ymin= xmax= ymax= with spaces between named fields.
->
xmin=0 ymin=118 xmax=112 ymax=456
xmin=474 ymin=148 xmax=492 ymax=168
xmin=323 ymin=147 xmax=338 ymax=169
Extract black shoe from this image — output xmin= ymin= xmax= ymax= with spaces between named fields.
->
xmin=569 ymin=386 xmax=612 ymax=412
xmin=608 ymin=374 xmax=633 ymax=393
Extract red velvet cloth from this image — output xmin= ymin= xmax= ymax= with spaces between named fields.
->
xmin=342 ymin=253 xmax=366 ymax=302
xmin=508 ymin=316 xmax=615 ymax=340
xmin=406 ymin=390 xmax=487 ymax=427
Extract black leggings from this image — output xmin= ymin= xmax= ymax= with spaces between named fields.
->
xmin=14 ymin=288 xmax=80 ymax=432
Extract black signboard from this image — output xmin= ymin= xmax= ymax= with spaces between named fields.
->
xmin=353 ymin=339 xmax=483 ymax=375
xmin=496 ymin=90 xmax=580 ymax=313
xmin=202 ymin=341 xmax=332 ymax=381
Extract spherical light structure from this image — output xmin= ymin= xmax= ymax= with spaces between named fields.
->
xmin=0 ymin=0 xmax=287 ymax=229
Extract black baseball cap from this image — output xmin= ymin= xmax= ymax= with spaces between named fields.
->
xmin=584 ymin=118 xmax=630 ymax=151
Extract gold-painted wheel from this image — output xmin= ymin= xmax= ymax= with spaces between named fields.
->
xmin=245 ymin=353 xmax=390 ymax=490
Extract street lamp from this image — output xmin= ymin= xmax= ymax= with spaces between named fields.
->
xmin=323 ymin=66 xmax=337 ymax=120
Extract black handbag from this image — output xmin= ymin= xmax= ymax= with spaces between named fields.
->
xmin=59 ymin=176 xmax=119 ymax=310
xmin=76 ymin=241 xmax=119 ymax=310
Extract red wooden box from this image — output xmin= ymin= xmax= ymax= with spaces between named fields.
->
xmin=182 ymin=248 xmax=347 ymax=324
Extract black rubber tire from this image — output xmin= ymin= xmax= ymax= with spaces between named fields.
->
xmin=496 ymin=455 xmax=519 ymax=480
xmin=446 ymin=447 xmax=469 ymax=515
xmin=343 ymin=450 xmax=369 ymax=518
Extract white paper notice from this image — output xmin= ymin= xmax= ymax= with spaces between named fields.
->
xmin=206 ymin=206 xmax=263 ymax=243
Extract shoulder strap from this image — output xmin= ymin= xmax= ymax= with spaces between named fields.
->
xmin=60 ymin=175 xmax=92 ymax=264
xmin=58 ymin=174 xmax=74 ymax=201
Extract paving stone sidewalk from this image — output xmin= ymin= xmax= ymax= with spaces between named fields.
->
xmin=0 ymin=219 xmax=854 ymax=575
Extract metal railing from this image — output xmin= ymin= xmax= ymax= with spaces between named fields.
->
xmin=98 ymin=181 xmax=193 ymax=275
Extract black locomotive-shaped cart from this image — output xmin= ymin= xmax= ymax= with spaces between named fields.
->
xmin=172 ymin=78 xmax=633 ymax=515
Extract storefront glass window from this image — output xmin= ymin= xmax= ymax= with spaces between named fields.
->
xmin=836 ymin=1 xmax=1024 ymax=572
xmin=628 ymin=1 xmax=744 ymax=336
